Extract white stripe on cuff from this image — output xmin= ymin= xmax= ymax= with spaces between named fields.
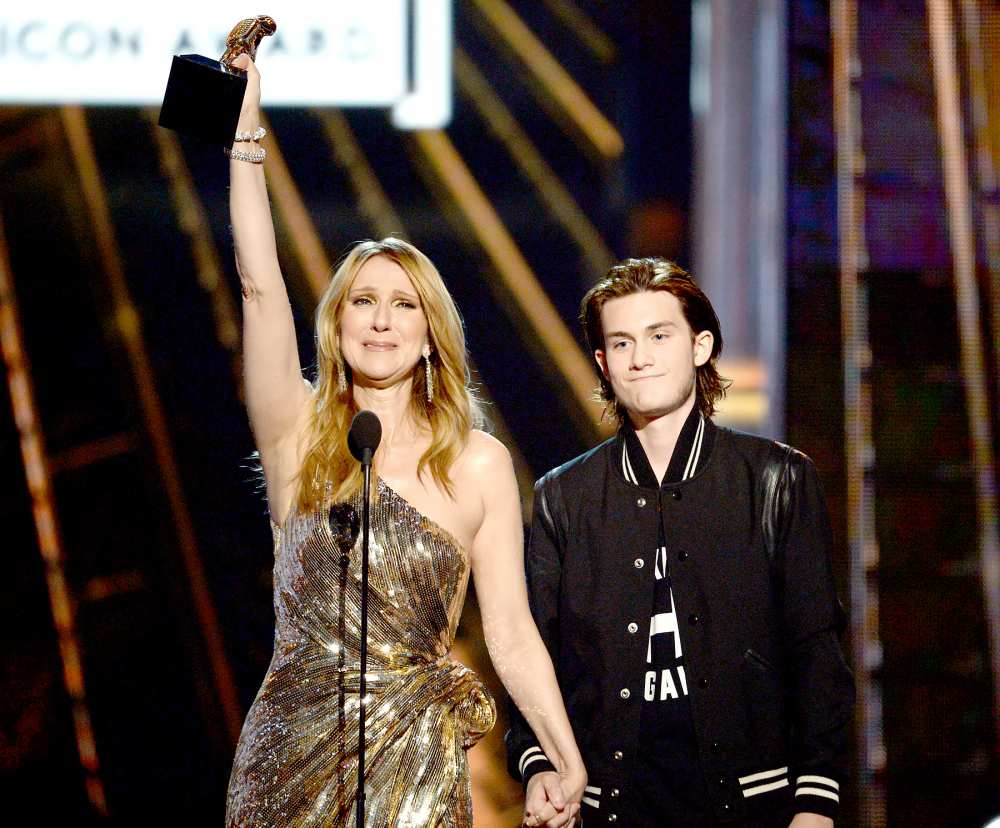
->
xmin=743 ymin=778 xmax=790 ymax=798
xmin=738 ymin=766 xmax=789 ymax=785
xmin=584 ymin=786 xmax=602 ymax=795
xmin=521 ymin=754 xmax=549 ymax=775
xmin=796 ymin=775 xmax=839 ymax=790
xmin=796 ymin=787 xmax=840 ymax=802
xmin=583 ymin=796 xmax=599 ymax=808
xmin=518 ymin=746 xmax=544 ymax=777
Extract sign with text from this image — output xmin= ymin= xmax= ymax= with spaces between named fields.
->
xmin=0 ymin=1 xmax=451 ymax=127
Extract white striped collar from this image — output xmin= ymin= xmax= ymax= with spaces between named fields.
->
xmin=620 ymin=406 xmax=711 ymax=487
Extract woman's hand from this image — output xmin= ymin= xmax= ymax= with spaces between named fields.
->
xmin=228 ymin=53 xmax=261 ymax=132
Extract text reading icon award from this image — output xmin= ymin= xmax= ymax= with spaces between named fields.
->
xmin=158 ymin=16 xmax=276 ymax=146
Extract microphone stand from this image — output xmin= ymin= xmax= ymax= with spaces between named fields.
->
xmin=356 ymin=445 xmax=373 ymax=828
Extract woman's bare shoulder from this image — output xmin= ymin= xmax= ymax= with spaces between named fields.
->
xmin=450 ymin=431 xmax=518 ymax=538
xmin=450 ymin=429 xmax=514 ymax=490
xmin=463 ymin=429 xmax=513 ymax=468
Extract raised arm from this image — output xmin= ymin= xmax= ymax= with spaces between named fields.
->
xmin=466 ymin=434 xmax=585 ymax=827
xmin=228 ymin=55 xmax=310 ymax=519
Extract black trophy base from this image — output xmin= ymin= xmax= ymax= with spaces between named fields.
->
xmin=158 ymin=54 xmax=247 ymax=146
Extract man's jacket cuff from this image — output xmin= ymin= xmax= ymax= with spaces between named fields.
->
xmin=518 ymin=746 xmax=556 ymax=785
xmin=793 ymin=773 xmax=840 ymax=820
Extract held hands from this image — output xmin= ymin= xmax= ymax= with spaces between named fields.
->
xmin=523 ymin=768 xmax=586 ymax=828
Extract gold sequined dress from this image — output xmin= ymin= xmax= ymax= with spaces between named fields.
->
xmin=226 ymin=480 xmax=496 ymax=827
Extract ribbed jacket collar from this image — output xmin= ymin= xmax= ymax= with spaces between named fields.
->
xmin=619 ymin=402 xmax=714 ymax=487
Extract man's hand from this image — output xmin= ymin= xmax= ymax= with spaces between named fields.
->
xmin=789 ymin=813 xmax=833 ymax=828
xmin=523 ymin=770 xmax=583 ymax=828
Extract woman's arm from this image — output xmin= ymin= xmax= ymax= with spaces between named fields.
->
xmin=506 ymin=471 xmax=575 ymax=828
xmin=466 ymin=434 xmax=585 ymax=825
xmin=228 ymin=55 xmax=310 ymax=520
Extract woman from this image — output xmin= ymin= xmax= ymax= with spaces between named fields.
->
xmin=223 ymin=55 xmax=585 ymax=828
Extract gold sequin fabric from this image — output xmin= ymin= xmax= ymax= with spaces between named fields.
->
xmin=226 ymin=480 xmax=496 ymax=827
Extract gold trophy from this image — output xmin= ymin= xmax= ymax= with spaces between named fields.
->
xmin=159 ymin=16 xmax=277 ymax=145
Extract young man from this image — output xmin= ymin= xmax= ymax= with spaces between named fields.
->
xmin=506 ymin=259 xmax=854 ymax=828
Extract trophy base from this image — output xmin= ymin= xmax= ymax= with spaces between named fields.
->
xmin=158 ymin=54 xmax=247 ymax=146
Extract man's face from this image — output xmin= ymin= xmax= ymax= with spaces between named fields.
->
xmin=595 ymin=290 xmax=714 ymax=422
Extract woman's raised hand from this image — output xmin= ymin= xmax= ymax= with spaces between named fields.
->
xmin=228 ymin=54 xmax=262 ymax=132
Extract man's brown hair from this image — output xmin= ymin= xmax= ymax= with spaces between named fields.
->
xmin=580 ymin=257 xmax=729 ymax=422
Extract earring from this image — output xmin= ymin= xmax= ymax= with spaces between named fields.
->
xmin=335 ymin=335 xmax=348 ymax=394
xmin=337 ymin=357 xmax=348 ymax=393
xmin=422 ymin=344 xmax=433 ymax=403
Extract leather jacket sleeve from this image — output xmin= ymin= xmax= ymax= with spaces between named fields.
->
xmin=504 ymin=472 xmax=564 ymax=783
xmin=776 ymin=448 xmax=855 ymax=819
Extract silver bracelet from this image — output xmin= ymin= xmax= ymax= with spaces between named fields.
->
xmin=234 ymin=126 xmax=267 ymax=143
xmin=225 ymin=145 xmax=267 ymax=164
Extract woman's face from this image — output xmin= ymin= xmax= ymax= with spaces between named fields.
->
xmin=339 ymin=256 xmax=429 ymax=389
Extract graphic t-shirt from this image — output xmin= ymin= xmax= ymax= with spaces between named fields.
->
xmin=623 ymin=407 xmax=712 ymax=827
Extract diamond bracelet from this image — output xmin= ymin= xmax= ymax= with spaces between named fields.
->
xmin=225 ymin=145 xmax=267 ymax=164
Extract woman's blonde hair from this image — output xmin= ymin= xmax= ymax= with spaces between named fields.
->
xmin=296 ymin=238 xmax=483 ymax=511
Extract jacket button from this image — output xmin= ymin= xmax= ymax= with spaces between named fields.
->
xmin=678 ymin=550 xmax=689 ymax=561
xmin=717 ymin=776 xmax=727 ymax=788
xmin=627 ymin=622 xmax=638 ymax=634
xmin=610 ymin=789 xmax=619 ymax=798
xmin=698 ymin=677 xmax=709 ymax=689
xmin=613 ymin=750 xmax=623 ymax=761
xmin=711 ymin=741 xmax=722 ymax=754
xmin=636 ymin=497 xmax=646 ymax=507
xmin=689 ymin=613 xmax=700 ymax=624
xmin=620 ymin=688 xmax=631 ymax=699
xmin=722 ymin=803 xmax=732 ymax=812
xmin=671 ymin=490 xmax=682 ymax=501
xmin=608 ymin=815 xmax=617 ymax=823
xmin=634 ymin=558 xmax=644 ymax=569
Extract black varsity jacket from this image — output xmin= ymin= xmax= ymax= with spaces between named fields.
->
xmin=505 ymin=418 xmax=855 ymax=826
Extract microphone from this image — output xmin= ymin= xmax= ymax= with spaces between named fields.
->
xmin=346 ymin=409 xmax=381 ymax=828
xmin=348 ymin=410 xmax=382 ymax=466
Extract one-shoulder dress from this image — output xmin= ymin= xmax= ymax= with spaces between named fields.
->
xmin=226 ymin=480 xmax=496 ymax=827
